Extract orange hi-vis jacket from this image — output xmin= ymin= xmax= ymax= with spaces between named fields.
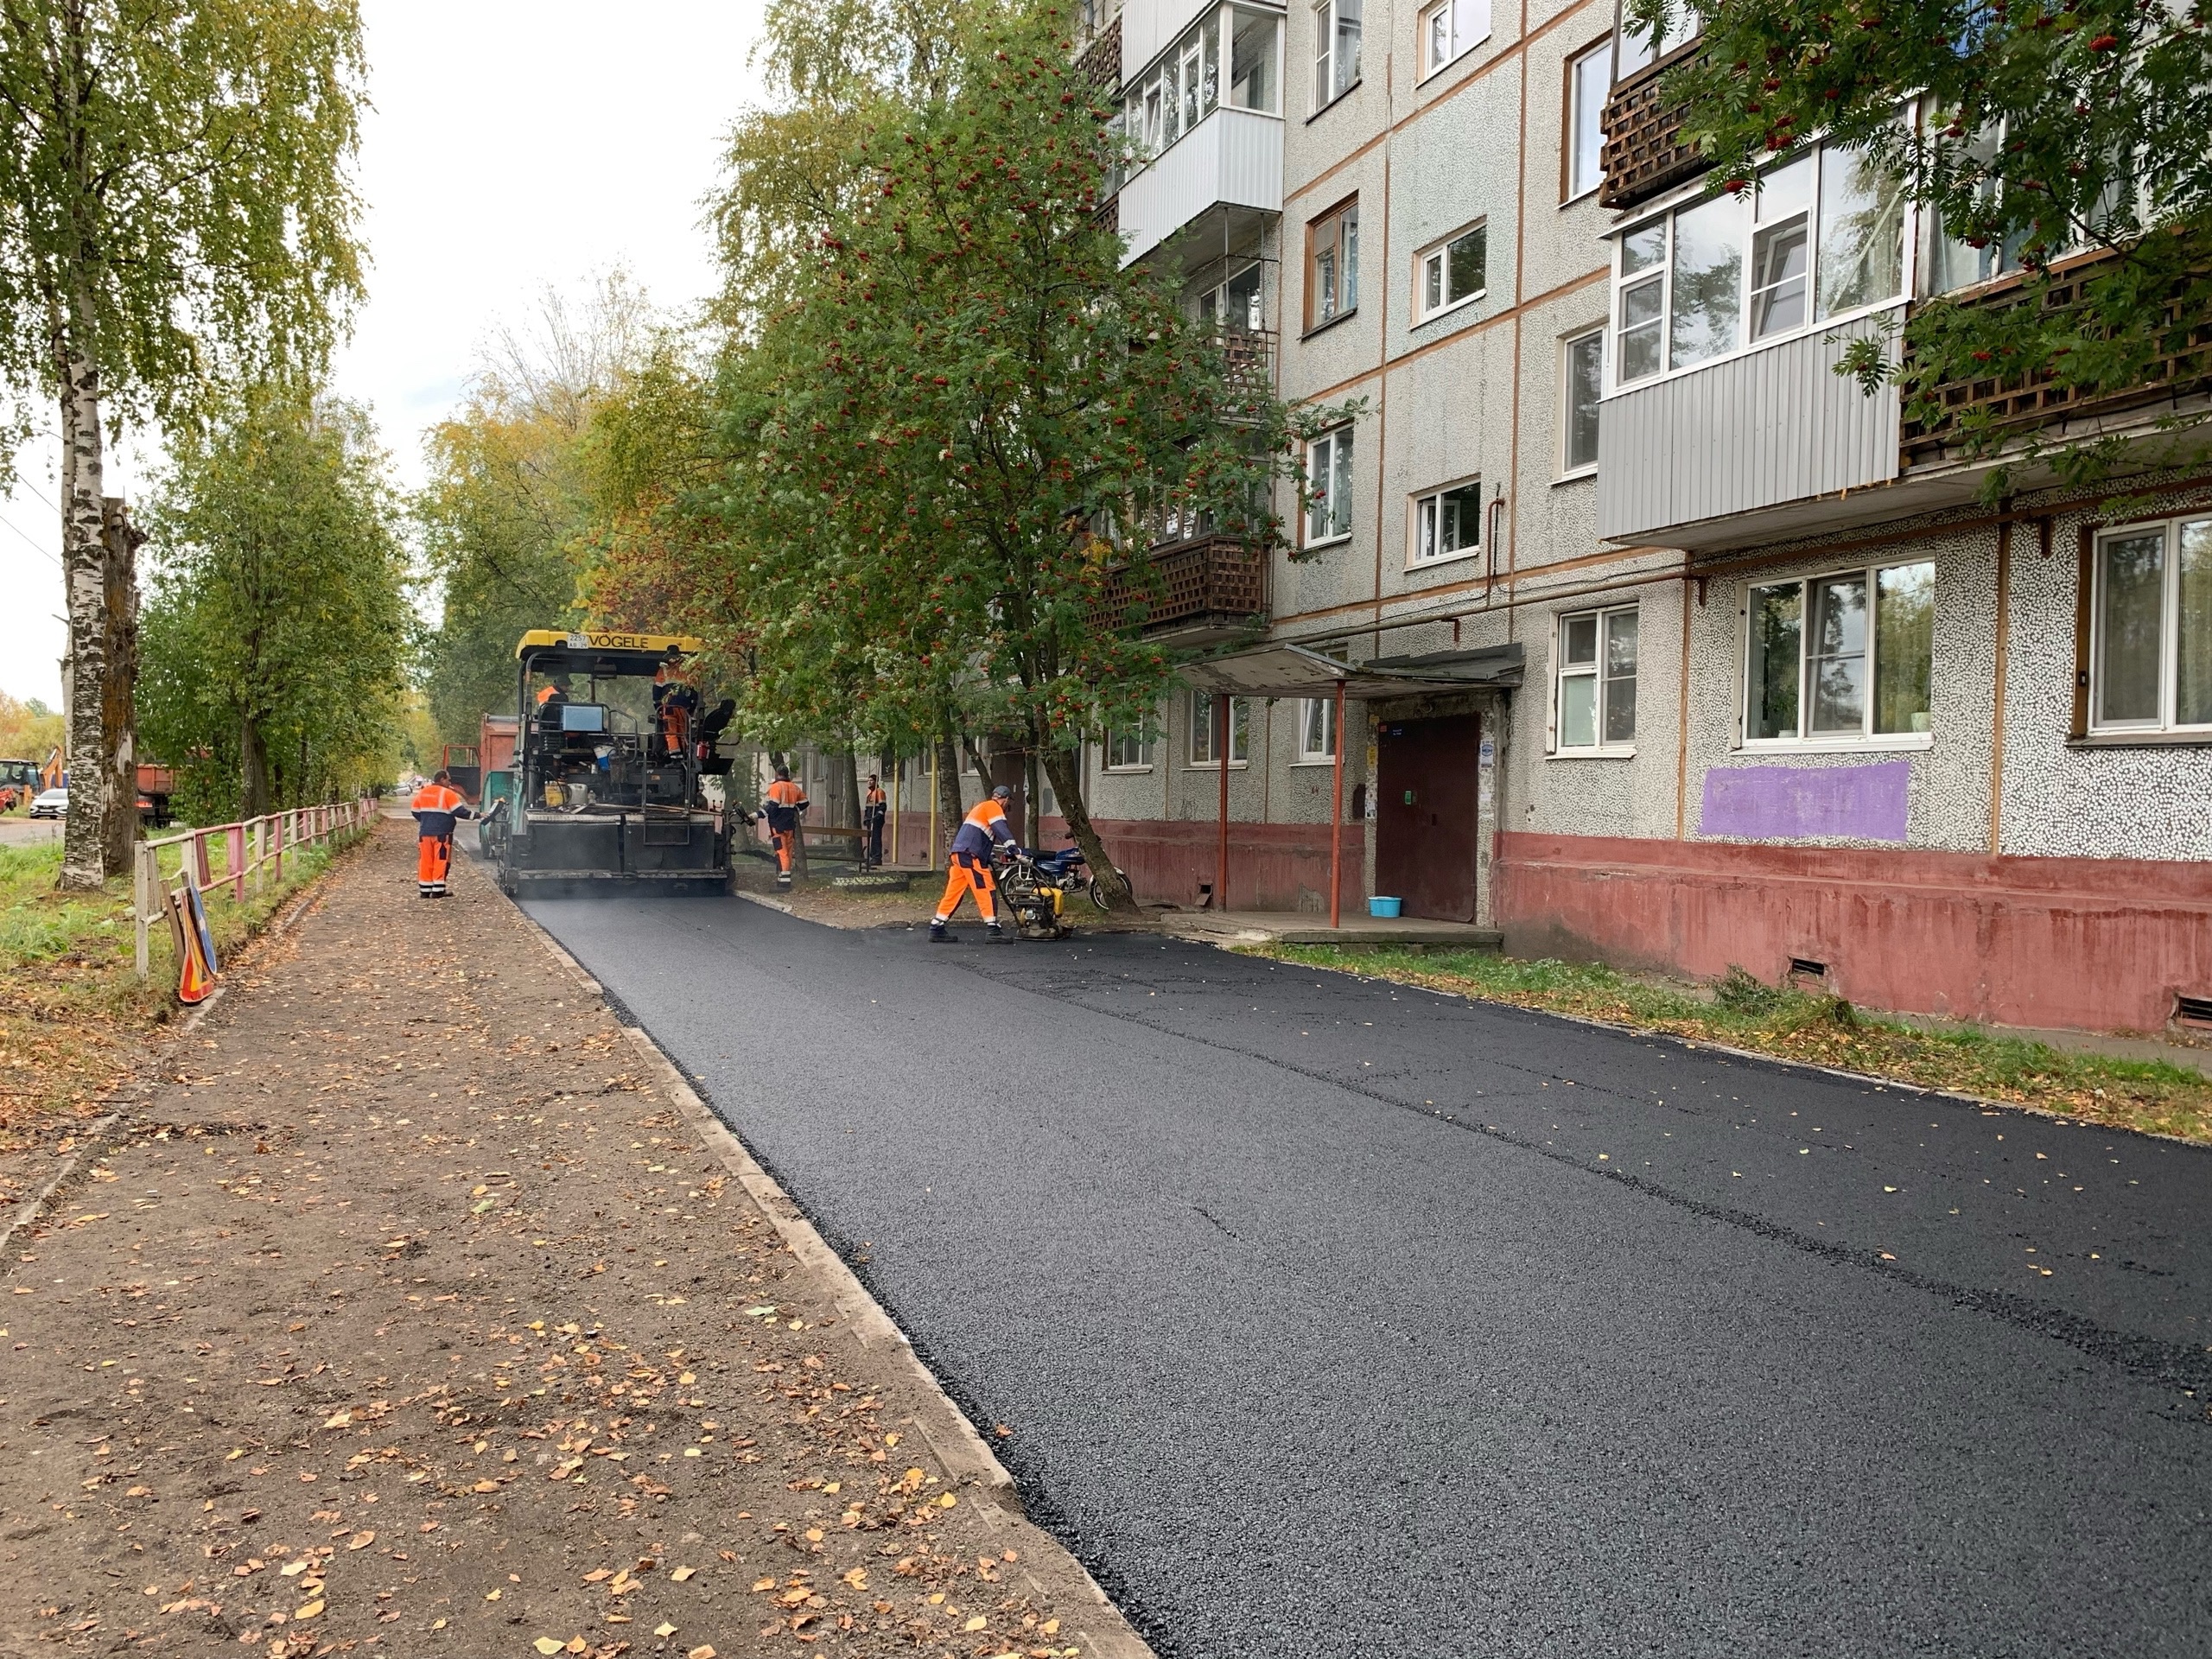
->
xmin=764 ymin=777 xmax=808 ymax=830
xmin=410 ymin=782 xmax=472 ymax=839
xmin=950 ymin=797 xmax=1014 ymax=861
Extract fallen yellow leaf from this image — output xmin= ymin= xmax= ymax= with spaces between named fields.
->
xmin=346 ymin=1531 xmax=374 ymax=1550
xmin=654 ymin=1623 xmax=677 ymax=1637
xmin=687 ymin=1647 xmax=717 ymax=1659
xmin=669 ymin=1566 xmax=694 ymax=1582
xmin=938 ymin=1492 xmax=957 ymax=1509
xmin=750 ymin=1577 xmax=777 ymax=1592
xmin=963 ymin=1615 xmax=987 ymax=1631
xmin=534 ymin=1640 xmax=565 ymax=1656
xmin=295 ymin=1600 xmax=325 ymax=1620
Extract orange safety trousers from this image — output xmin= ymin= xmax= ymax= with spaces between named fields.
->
xmin=417 ymin=833 xmax=452 ymax=887
xmin=934 ymin=851 xmax=996 ymax=923
xmin=771 ymin=827 xmax=798 ymax=874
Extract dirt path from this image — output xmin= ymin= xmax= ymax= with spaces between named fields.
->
xmin=0 ymin=819 xmax=1142 ymax=1658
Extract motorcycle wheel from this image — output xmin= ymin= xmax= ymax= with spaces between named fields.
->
xmin=1085 ymin=876 xmax=1113 ymax=912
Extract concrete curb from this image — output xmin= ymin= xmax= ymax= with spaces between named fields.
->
xmin=510 ymin=899 xmax=1157 ymax=1659
xmin=0 ymin=831 xmax=361 ymax=1256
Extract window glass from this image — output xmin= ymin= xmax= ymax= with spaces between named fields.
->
xmin=1669 ymin=193 xmax=1741 ymax=368
xmin=1310 ymin=201 xmax=1359 ymax=326
xmin=1567 ymin=39 xmax=1612 ymax=199
xmin=1615 ymin=3 xmax=1697 ymax=74
xmin=1308 ymin=427 xmax=1354 ymax=542
xmin=1422 ymin=0 xmax=1489 ymax=72
xmin=1808 ymin=574 xmax=1868 ymax=734
xmin=1230 ymin=8 xmax=1279 ymax=111
xmin=1415 ymin=480 xmax=1483 ymax=562
xmin=1617 ymin=222 xmax=1666 ymax=383
xmin=1315 ymin=0 xmax=1361 ymax=106
xmin=2179 ymin=521 xmax=2212 ymax=727
xmin=1300 ymin=696 xmax=1337 ymax=759
xmin=1873 ymin=563 xmax=1935 ymax=734
xmin=2098 ymin=532 xmax=2167 ymax=725
xmin=1190 ymin=695 xmax=1250 ymax=764
xmin=1107 ymin=731 xmax=1154 ymax=769
xmin=1817 ymin=146 xmax=1905 ymax=317
xmin=1749 ymin=216 xmax=1808 ymax=340
xmin=1604 ymin=610 xmax=1639 ymax=743
xmin=1560 ymin=664 xmax=1598 ymax=748
xmin=1564 ymin=328 xmax=1604 ymax=471
xmin=1564 ymin=613 xmax=1598 ymax=666
xmin=1748 ymin=582 xmax=1802 ymax=741
xmin=1421 ymin=225 xmax=1485 ymax=317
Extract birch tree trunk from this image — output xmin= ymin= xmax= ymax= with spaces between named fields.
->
xmin=57 ymin=329 xmax=111 ymax=892
xmin=1040 ymin=743 xmax=1134 ymax=910
xmin=240 ymin=715 xmax=270 ymax=821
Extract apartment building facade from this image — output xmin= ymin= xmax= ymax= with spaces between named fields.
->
xmin=1070 ymin=0 xmax=2212 ymax=1036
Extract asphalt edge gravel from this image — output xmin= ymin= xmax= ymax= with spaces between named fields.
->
xmin=508 ymin=896 xmax=1160 ymax=1659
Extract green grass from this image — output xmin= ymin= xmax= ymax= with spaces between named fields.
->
xmin=0 ymin=828 xmax=357 ymax=1128
xmin=1257 ymin=944 xmax=2212 ymax=1145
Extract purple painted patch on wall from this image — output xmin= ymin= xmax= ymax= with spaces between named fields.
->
xmin=1699 ymin=760 xmax=1910 ymax=842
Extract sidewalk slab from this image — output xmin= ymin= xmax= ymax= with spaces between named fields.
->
xmin=0 ymin=818 xmax=1147 ymax=1659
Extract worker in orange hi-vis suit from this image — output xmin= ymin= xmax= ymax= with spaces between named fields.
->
xmin=410 ymin=769 xmax=475 ymax=899
xmin=652 ymin=650 xmax=698 ymax=759
xmin=762 ymin=766 xmax=809 ymax=888
xmin=931 ymin=785 xmax=1020 ymax=944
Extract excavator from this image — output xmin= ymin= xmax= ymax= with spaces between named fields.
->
xmin=477 ymin=630 xmax=736 ymax=897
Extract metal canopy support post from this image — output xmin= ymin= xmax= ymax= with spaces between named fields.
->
xmin=1215 ymin=694 xmax=1230 ymax=912
xmin=1330 ymin=676 xmax=1346 ymax=931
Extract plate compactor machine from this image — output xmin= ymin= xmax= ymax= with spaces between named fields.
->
xmin=478 ymin=630 xmax=734 ymax=897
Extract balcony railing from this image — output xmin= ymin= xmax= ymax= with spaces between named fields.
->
xmin=1216 ymin=325 xmax=1274 ymax=403
xmin=1899 ymin=250 xmax=2212 ymax=469
xmin=1598 ymin=51 xmax=1709 ymax=213
xmin=1090 ymin=531 xmax=1268 ymax=643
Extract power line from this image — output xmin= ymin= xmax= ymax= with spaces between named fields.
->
xmin=0 ymin=512 xmax=62 ymax=569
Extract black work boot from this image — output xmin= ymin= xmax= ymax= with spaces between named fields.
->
xmin=929 ymin=920 xmax=957 ymax=944
xmin=985 ymin=919 xmax=1007 ymax=942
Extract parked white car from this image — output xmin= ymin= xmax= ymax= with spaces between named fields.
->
xmin=29 ymin=787 xmax=67 ymax=818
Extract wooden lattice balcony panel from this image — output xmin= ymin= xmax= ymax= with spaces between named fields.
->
xmin=1217 ymin=327 xmax=1275 ymax=404
xmin=1598 ymin=53 xmax=1710 ymax=214
xmin=1898 ymin=251 xmax=2212 ymax=470
xmin=1075 ymin=16 xmax=1120 ymax=105
xmin=1090 ymin=532 xmax=1268 ymax=641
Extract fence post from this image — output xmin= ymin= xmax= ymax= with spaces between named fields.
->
xmin=194 ymin=830 xmax=213 ymax=890
xmin=272 ymin=813 xmax=284 ymax=883
xmin=227 ymin=823 xmax=246 ymax=900
xmin=133 ymin=842 xmax=153 ymax=979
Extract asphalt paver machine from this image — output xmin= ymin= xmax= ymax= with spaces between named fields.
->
xmin=480 ymin=629 xmax=732 ymax=897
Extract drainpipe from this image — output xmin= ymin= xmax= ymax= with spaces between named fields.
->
xmin=1329 ymin=676 xmax=1347 ymax=931
xmin=1215 ymin=693 xmax=1230 ymax=912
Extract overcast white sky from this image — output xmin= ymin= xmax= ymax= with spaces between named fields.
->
xmin=0 ymin=0 xmax=769 ymax=707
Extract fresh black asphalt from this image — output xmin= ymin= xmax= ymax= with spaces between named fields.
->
xmin=520 ymin=889 xmax=2212 ymax=1658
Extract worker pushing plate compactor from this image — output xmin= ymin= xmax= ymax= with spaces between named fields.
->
xmin=475 ymin=631 xmax=736 ymax=897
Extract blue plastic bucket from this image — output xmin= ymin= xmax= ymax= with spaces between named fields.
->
xmin=1369 ymin=896 xmax=1402 ymax=918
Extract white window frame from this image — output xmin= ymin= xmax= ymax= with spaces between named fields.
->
xmin=1313 ymin=0 xmax=1362 ymax=111
xmin=1564 ymin=35 xmax=1612 ymax=202
xmin=1104 ymin=729 xmax=1157 ymax=771
xmin=1742 ymin=559 xmax=1936 ymax=752
xmin=1306 ymin=424 xmax=1355 ymax=547
xmin=1414 ymin=220 xmax=1487 ymax=323
xmin=1187 ymin=693 xmax=1252 ymax=767
xmin=2089 ymin=515 xmax=2212 ymax=734
xmin=1559 ymin=324 xmax=1605 ymax=479
xmin=1410 ymin=476 xmax=1484 ymax=568
xmin=1606 ymin=137 xmax=1915 ymax=396
xmin=1553 ymin=605 xmax=1638 ymax=755
xmin=1418 ymin=0 xmax=1491 ymax=79
xmin=1294 ymin=694 xmax=1340 ymax=765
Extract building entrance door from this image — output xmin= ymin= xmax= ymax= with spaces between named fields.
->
xmin=1374 ymin=713 xmax=1481 ymax=922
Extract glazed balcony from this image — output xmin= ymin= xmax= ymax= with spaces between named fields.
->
xmin=1090 ymin=531 xmax=1268 ymax=645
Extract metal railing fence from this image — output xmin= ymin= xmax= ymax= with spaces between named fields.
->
xmin=130 ymin=797 xmax=376 ymax=979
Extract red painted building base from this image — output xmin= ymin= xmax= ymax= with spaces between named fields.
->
xmin=884 ymin=810 xmax=1360 ymax=917
xmin=1493 ymin=832 xmax=2212 ymax=1035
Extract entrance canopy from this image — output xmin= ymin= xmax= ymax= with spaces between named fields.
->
xmin=1184 ymin=640 xmax=1524 ymax=699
